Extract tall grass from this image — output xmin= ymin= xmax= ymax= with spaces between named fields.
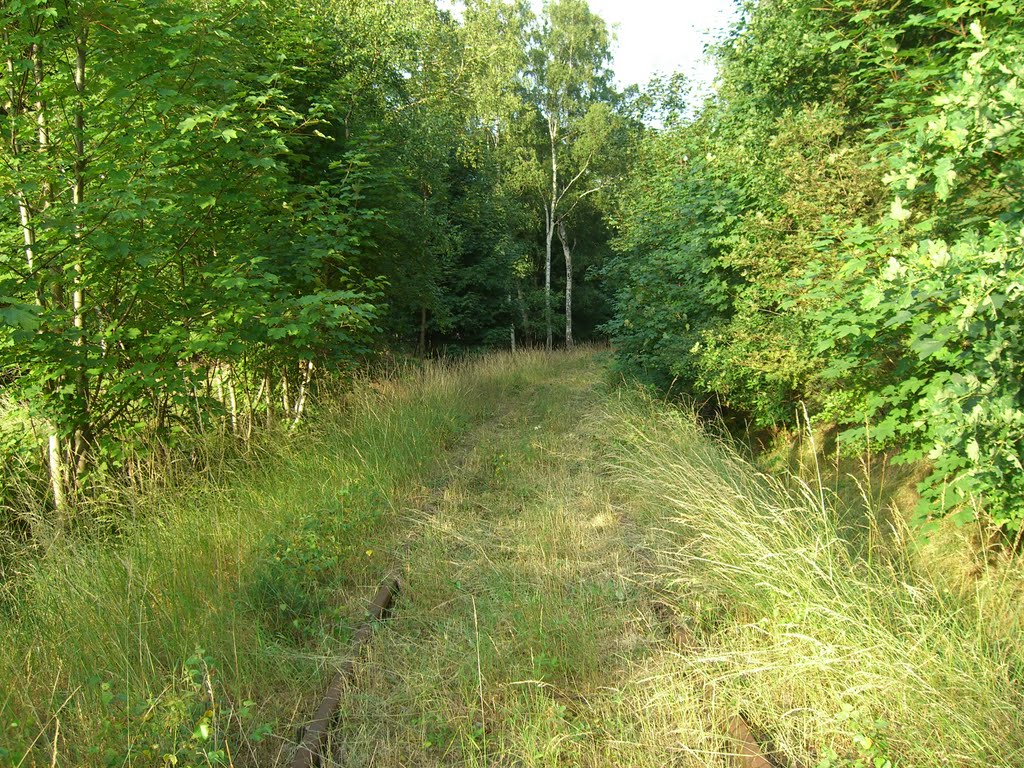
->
xmin=5 ymin=350 xmax=1021 ymax=767
xmin=603 ymin=393 xmax=1024 ymax=767
xmin=0 ymin=355 xmax=520 ymax=767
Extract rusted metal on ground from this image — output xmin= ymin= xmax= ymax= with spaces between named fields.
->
xmin=290 ymin=575 xmax=401 ymax=768
xmin=727 ymin=714 xmax=777 ymax=768
xmin=649 ymin=597 xmax=784 ymax=768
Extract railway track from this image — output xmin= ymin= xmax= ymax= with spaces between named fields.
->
xmin=288 ymin=576 xmax=784 ymax=768
xmin=290 ymin=575 xmax=401 ymax=768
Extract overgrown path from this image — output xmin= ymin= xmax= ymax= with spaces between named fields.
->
xmin=5 ymin=351 xmax=1017 ymax=767
xmin=295 ymin=350 xmax=1024 ymax=768
xmin=316 ymin=351 xmax=674 ymax=766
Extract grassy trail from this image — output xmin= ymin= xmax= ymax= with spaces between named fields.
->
xmin=314 ymin=350 xmax=1024 ymax=768
xmin=3 ymin=349 xmax=1021 ymax=767
xmin=324 ymin=350 xmax=673 ymax=766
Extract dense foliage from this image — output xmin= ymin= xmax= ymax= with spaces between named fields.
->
xmin=7 ymin=0 xmax=1021 ymax=540
xmin=606 ymin=0 xmax=1024 ymax=533
xmin=1 ymin=0 xmax=622 ymax=525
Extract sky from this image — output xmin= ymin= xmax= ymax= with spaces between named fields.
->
xmin=584 ymin=0 xmax=740 ymax=94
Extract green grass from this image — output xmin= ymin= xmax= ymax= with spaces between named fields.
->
xmin=603 ymin=393 xmax=1024 ymax=767
xmin=0 ymin=357 xmax=496 ymax=766
xmin=319 ymin=348 xmax=658 ymax=767
xmin=2 ymin=349 xmax=1022 ymax=767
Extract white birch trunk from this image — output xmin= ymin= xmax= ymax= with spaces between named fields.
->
xmin=227 ymin=373 xmax=238 ymax=435
xmin=68 ymin=24 xmax=88 ymax=492
xmin=544 ymin=204 xmax=554 ymax=351
xmin=9 ymin=40 xmax=68 ymax=516
xmin=214 ymin=365 xmax=226 ymax=426
xmin=558 ymin=221 xmax=574 ymax=349
xmin=48 ymin=434 xmax=66 ymax=515
xmin=71 ymin=33 xmax=86 ymax=338
xmin=290 ymin=361 xmax=314 ymax=431
xmin=545 ymin=115 xmax=558 ymax=351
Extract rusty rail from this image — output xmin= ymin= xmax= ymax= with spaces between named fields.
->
xmin=652 ymin=599 xmax=783 ymax=768
xmin=727 ymin=715 xmax=777 ymax=768
xmin=290 ymin=575 xmax=401 ymax=768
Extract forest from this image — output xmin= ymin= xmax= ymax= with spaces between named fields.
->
xmin=2 ymin=0 xmax=1024 ymax=765
xmin=3 ymin=0 xmax=1022 ymax=540
xmin=2 ymin=0 xmax=631 ymax=527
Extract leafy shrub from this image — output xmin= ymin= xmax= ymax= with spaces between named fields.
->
xmin=816 ymin=7 xmax=1024 ymax=533
xmin=819 ymin=229 xmax=1024 ymax=531
xmin=246 ymin=483 xmax=381 ymax=641
xmin=606 ymin=0 xmax=1024 ymax=535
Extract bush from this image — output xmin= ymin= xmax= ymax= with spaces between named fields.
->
xmin=819 ymin=228 xmax=1024 ymax=532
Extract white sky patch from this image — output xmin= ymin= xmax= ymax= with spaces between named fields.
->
xmin=586 ymin=0 xmax=739 ymax=94
xmin=439 ymin=0 xmax=740 ymax=95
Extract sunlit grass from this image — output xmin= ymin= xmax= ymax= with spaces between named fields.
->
xmin=3 ymin=349 xmax=1021 ymax=767
xmin=0 ymin=353 xmax=512 ymax=766
xmin=603 ymin=393 xmax=1024 ymax=767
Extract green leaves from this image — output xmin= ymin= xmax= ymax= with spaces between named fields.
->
xmin=603 ymin=0 xmax=1024 ymax=536
xmin=1 ymin=0 xmax=394 ymax=509
xmin=820 ymin=230 xmax=1024 ymax=532
xmin=0 ymin=299 xmax=40 ymax=337
xmin=890 ymin=197 xmax=912 ymax=223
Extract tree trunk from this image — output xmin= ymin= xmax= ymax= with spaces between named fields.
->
xmin=71 ymin=29 xmax=86 ymax=337
xmin=69 ymin=25 xmax=88 ymax=487
xmin=558 ymin=220 xmax=574 ymax=349
xmin=545 ymin=115 xmax=559 ymax=351
xmin=48 ymin=435 xmax=67 ymax=516
xmin=516 ymin=283 xmax=530 ymax=346
xmin=215 ymin=367 xmax=226 ymax=425
xmin=227 ymin=372 xmax=238 ymax=435
xmin=544 ymin=204 xmax=554 ymax=351
xmin=7 ymin=38 xmax=38 ymax=278
xmin=9 ymin=35 xmax=68 ymax=517
xmin=290 ymin=360 xmax=314 ymax=431
xmin=419 ymin=306 xmax=428 ymax=356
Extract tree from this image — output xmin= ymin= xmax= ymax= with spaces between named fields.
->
xmin=1 ymin=0 xmax=383 ymax=522
xmin=604 ymin=0 xmax=1024 ymax=535
xmin=525 ymin=0 xmax=614 ymax=349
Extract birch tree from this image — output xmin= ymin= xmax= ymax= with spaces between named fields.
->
xmin=526 ymin=0 xmax=614 ymax=349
